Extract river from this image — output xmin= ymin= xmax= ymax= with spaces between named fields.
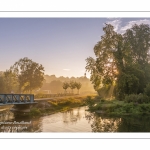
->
xmin=0 ymin=106 xmax=150 ymax=132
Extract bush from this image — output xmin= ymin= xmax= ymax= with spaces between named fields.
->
xmin=30 ymin=108 xmax=41 ymax=116
xmin=140 ymin=104 xmax=150 ymax=112
xmin=144 ymin=83 xmax=150 ymax=97
xmin=85 ymin=96 xmax=95 ymax=108
xmin=94 ymin=103 xmax=102 ymax=110
xmin=123 ymin=104 xmax=134 ymax=113
xmin=94 ymin=96 xmax=103 ymax=103
xmin=125 ymin=94 xmax=149 ymax=104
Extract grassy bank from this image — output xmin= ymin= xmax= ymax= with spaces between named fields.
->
xmin=29 ymin=94 xmax=96 ymax=117
xmin=85 ymin=96 xmax=150 ymax=116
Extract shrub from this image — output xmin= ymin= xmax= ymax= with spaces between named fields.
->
xmin=101 ymin=99 xmax=106 ymax=103
xmin=125 ymin=94 xmax=149 ymax=104
xmin=94 ymin=103 xmax=102 ymax=110
xmin=144 ymin=83 xmax=150 ymax=97
xmin=85 ymin=96 xmax=95 ymax=108
xmin=140 ymin=104 xmax=150 ymax=112
xmin=30 ymin=108 xmax=41 ymax=116
xmin=123 ymin=104 xmax=134 ymax=113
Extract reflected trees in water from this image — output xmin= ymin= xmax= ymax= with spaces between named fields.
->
xmin=85 ymin=114 xmax=121 ymax=132
xmin=85 ymin=112 xmax=150 ymax=132
xmin=62 ymin=108 xmax=82 ymax=124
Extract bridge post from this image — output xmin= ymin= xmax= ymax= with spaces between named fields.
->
xmin=3 ymin=94 xmax=6 ymax=104
xmin=30 ymin=95 xmax=34 ymax=102
xmin=11 ymin=94 xmax=14 ymax=103
xmin=24 ymin=95 xmax=27 ymax=103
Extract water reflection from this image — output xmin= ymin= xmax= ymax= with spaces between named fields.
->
xmin=117 ymin=115 xmax=150 ymax=132
xmin=0 ymin=111 xmax=14 ymax=122
xmin=0 ymin=111 xmax=42 ymax=132
xmin=41 ymin=107 xmax=92 ymax=132
xmin=62 ymin=108 xmax=83 ymax=124
xmin=86 ymin=113 xmax=150 ymax=132
xmin=91 ymin=117 xmax=121 ymax=132
xmin=85 ymin=113 xmax=121 ymax=132
xmin=1 ymin=107 xmax=150 ymax=132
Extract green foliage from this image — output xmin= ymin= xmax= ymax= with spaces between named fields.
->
xmin=30 ymin=108 xmax=41 ymax=116
xmin=74 ymin=82 xmax=82 ymax=94
xmin=69 ymin=81 xmax=76 ymax=93
xmin=144 ymin=83 xmax=150 ymax=97
xmin=3 ymin=70 xmax=19 ymax=93
xmin=125 ymin=94 xmax=149 ymax=104
xmin=62 ymin=82 xmax=69 ymax=93
xmin=97 ymin=85 xmax=114 ymax=99
xmin=48 ymin=97 xmax=84 ymax=110
xmin=0 ymin=75 xmax=6 ymax=93
xmin=62 ymin=81 xmax=82 ymax=94
xmin=85 ymin=95 xmax=150 ymax=115
xmin=42 ymin=75 xmax=95 ymax=94
xmin=85 ymin=96 xmax=95 ymax=108
xmin=89 ymin=101 xmax=150 ymax=115
xmin=86 ymin=23 xmax=150 ymax=100
xmin=9 ymin=57 xmax=45 ymax=93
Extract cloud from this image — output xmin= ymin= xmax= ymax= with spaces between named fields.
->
xmin=106 ymin=19 xmax=150 ymax=34
xmin=63 ymin=69 xmax=70 ymax=71
xmin=106 ymin=19 xmax=122 ymax=32
xmin=120 ymin=19 xmax=150 ymax=33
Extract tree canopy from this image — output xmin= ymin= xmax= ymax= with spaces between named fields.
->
xmin=62 ymin=82 xmax=70 ymax=93
xmin=8 ymin=57 xmax=45 ymax=93
xmin=86 ymin=23 xmax=150 ymax=100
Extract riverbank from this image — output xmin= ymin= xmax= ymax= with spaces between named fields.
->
xmin=85 ymin=96 xmax=150 ymax=116
xmin=29 ymin=94 xmax=96 ymax=117
xmin=0 ymin=105 xmax=13 ymax=112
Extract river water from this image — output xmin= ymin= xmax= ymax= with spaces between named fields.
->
xmin=0 ymin=106 xmax=150 ymax=132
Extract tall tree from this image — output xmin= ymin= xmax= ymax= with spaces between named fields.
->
xmin=9 ymin=57 xmax=45 ymax=93
xmin=0 ymin=74 xmax=6 ymax=93
xmin=3 ymin=70 xmax=19 ymax=93
xmin=69 ymin=81 xmax=76 ymax=94
xmin=86 ymin=23 xmax=150 ymax=100
xmin=62 ymin=82 xmax=69 ymax=93
xmin=75 ymin=82 xmax=82 ymax=94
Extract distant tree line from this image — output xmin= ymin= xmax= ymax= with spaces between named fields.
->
xmin=40 ymin=76 xmax=95 ymax=94
xmin=62 ymin=81 xmax=82 ymax=94
xmin=0 ymin=58 xmax=95 ymax=94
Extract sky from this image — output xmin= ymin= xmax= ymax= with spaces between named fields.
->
xmin=1 ymin=18 xmax=150 ymax=78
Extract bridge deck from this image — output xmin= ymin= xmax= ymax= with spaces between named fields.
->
xmin=0 ymin=102 xmax=37 ymax=106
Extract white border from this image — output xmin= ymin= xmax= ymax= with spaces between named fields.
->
xmin=0 ymin=12 xmax=150 ymax=18
xmin=0 ymin=133 xmax=150 ymax=138
xmin=0 ymin=11 xmax=150 ymax=139
xmin=0 ymin=0 xmax=150 ymax=11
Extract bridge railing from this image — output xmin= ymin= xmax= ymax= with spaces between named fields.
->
xmin=0 ymin=94 xmax=34 ymax=104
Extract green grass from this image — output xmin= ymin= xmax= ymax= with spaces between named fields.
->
xmin=30 ymin=108 xmax=41 ymax=116
xmin=29 ymin=95 xmax=87 ymax=117
xmin=85 ymin=96 xmax=150 ymax=116
xmin=47 ymin=97 xmax=86 ymax=111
